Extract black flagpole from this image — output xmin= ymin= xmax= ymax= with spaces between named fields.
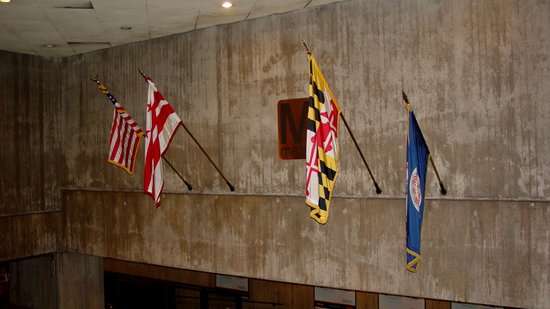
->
xmin=402 ymin=91 xmax=447 ymax=195
xmin=340 ymin=114 xmax=382 ymax=194
xmin=91 ymin=77 xmax=193 ymax=191
xmin=161 ymin=156 xmax=193 ymax=191
xmin=302 ymin=40 xmax=382 ymax=194
xmin=138 ymin=68 xmax=235 ymax=192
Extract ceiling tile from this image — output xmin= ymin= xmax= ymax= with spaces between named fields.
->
xmin=91 ymin=0 xmax=146 ymax=10
xmin=0 ymin=29 xmax=37 ymax=55
xmin=197 ymin=0 xmax=255 ymax=15
xmin=38 ymin=0 xmax=94 ymax=9
xmin=44 ymin=8 xmax=107 ymax=42
xmin=0 ymin=2 xmax=43 ymax=22
xmin=150 ymin=21 xmax=196 ymax=39
xmin=195 ymin=0 xmax=257 ymax=30
xmin=146 ymin=2 xmax=199 ymax=23
xmin=103 ymin=28 xmax=150 ymax=46
xmin=0 ymin=0 xmax=343 ymax=57
xmin=10 ymin=21 xmax=67 ymax=46
xmin=68 ymin=42 xmax=111 ymax=54
xmin=36 ymin=44 xmax=76 ymax=57
xmin=145 ymin=0 xmax=200 ymax=37
xmin=307 ymin=0 xmax=344 ymax=8
xmin=248 ymin=0 xmax=309 ymax=19
xmin=196 ymin=13 xmax=249 ymax=30
xmin=92 ymin=8 xmax=149 ymax=44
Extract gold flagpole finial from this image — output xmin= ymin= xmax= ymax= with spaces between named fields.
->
xmin=402 ymin=91 xmax=411 ymax=112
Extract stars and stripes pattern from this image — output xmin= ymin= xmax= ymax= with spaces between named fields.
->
xmin=144 ymin=77 xmax=183 ymax=207
xmin=305 ymin=53 xmax=341 ymax=224
xmin=405 ymin=105 xmax=430 ymax=272
xmin=95 ymin=81 xmax=144 ymax=175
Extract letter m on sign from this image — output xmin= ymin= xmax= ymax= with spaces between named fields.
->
xmin=277 ymin=98 xmax=309 ymax=160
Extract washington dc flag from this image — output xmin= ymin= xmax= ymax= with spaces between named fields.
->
xmin=143 ymin=76 xmax=183 ymax=207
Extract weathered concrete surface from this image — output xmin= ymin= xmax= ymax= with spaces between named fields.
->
xmin=5 ymin=253 xmax=103 ymax=309
xmin=64 ymin=190 xmax=550 ymax=308
xmin=0 ymin=212 xmax=60 ymax=262
xmin=0 ymin=52 xmax=62 ymax=216
xmin=55 ymin=2 xmax=550 ymax=305
xmin=1 ymin=0 xmax=550 ymax=307
xmin=9 ymin=255 xmax=57 ymax=309
xmin=0 ymin=51 xmax=62 ymax=262
xmin=56 ymin=253 xmax=104 ymax=309
xmin=59 ymin=0 xmax=550 ymax=199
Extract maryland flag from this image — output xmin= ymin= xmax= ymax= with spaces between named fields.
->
xmin=93 ymin=80 xmax=144 ymax=174
xmin=405 ymin=105 xmax=430 ymax=272
xmin=305 ymin=53 xmax=342 ymax=224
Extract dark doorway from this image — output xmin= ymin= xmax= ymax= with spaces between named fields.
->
xmin=104 ymin=272 xmax=247 ymax=309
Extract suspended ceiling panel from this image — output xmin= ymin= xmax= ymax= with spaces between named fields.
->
xmin=0 ymin=0 xmax=344 ymax=58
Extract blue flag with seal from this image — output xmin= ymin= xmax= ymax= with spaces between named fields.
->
xmin=406 ymin=107 xmax=430 ymax=272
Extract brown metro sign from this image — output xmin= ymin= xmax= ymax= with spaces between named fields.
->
xmin=277 ymin=98 xmax=309 ymax=160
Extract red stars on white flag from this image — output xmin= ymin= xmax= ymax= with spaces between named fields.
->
xmin=144 ymin=77 xmax=183 ymax=207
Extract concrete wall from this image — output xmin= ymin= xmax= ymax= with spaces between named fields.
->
xmin=0 ymin=51 xmax=62 ymax=262
xmin=56 ymin=253 xmax=104 ymax=309
xmin=7 ymin=254 xmax=103 ymax=309
xmin=9 ymin=255 xmax=57 ymax=308
xmin=58 ymin=0 xmax=549 ymax=307
xmin=1 ymin=0 xmax=550 ymax=308
xmin=64 ymin=191 xmax=549 ymax=308
xmin=0 ymin=52 xmax=62 ymax=215
xmin=0 ymin=212 xmax=60 ymax=262
xmin=59 ymin=0 xmax=550 ymax=198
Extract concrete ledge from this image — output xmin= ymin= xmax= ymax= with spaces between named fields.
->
xmin=0 ymin=212 xmax=60 ymax=262
xmin=63 ymin=190 xmax=549 ymax=308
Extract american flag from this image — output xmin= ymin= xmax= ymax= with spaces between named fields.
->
xmin=305 ymin=53 xmax=341 ymax=224
xmin=143 ymin=77 xmax=183 ymax=207
xmin=95 ymin=80 xmax=144 ymax=175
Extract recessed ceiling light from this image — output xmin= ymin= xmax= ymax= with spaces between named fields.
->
xmin=43 ymin=44 xmax=56 ymax=48
xmin=120 ymin=26 xmax=132 ymax=30
xmin=222 ymin=1 xmax=232 ymax=8
xmin=0 ymin=0 xmax=11 ymax=3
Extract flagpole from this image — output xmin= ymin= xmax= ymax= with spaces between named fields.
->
xmin=180 ymin=125 xmax=235 ymax=191
xmin=90 ymin=77 xmax=193 ymax=191
xmin=402 ymin=91 xmax=447 ymax=195
xmin=137 ymin=68 xmax=235 ymax=192
xmin=302 ymin=40 xmax=382 ymax=194
xmin=161 ymin=156 xmax=193 ymax=191
xmin=340 ymin=114 xmax=383 ymax=194
xmin=302 ymin=39 xmax=311 ymax=54
xmin=428 ymin=155 xmax=446 ymax=195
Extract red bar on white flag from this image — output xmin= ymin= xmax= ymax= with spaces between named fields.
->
xmin=144 ymin=77 xmax=183 ymax=207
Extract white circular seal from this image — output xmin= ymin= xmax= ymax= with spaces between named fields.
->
xmin=409 ymin=167 xmax=422 ymax=212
